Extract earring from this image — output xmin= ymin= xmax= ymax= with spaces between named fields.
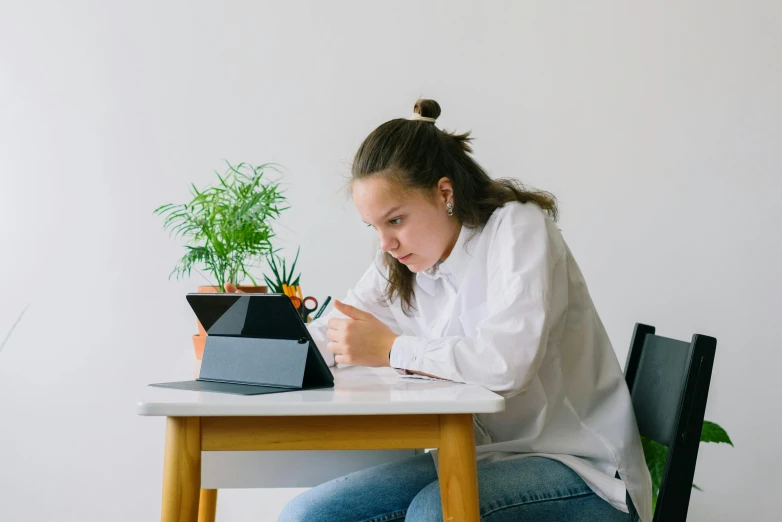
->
xmin=446 ymin=202 xmax=453 ymax=216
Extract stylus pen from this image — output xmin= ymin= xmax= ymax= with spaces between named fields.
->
xmin=313 ymin=296 xmax=332 ymax=320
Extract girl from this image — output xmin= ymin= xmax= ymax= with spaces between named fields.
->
xmin=228 ymin=99 xmax=651 ymax=521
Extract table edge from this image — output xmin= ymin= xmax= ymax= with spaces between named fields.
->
xmin=136 ymin=398 xmax=506 ymax=417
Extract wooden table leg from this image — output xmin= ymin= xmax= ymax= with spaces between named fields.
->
xmin=198 ymin=489 xmax=218 ymax=522
xmin=438 ymin=414 xmax=479 ymax=522
xmin=161 ymin=417 xmax=201 ymax=522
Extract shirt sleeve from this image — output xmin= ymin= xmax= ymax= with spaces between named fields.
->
xmin=307 ymin=252 xmax=401 ymax=367
xmin=388 ymin=204 xmax=562 ymax=396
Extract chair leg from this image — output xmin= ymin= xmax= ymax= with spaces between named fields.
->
xmin=198 ymin=489 xmax=218 ymax=522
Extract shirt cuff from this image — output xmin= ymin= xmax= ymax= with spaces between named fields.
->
xmin=390 ymin=335 xmax=427 ymax=373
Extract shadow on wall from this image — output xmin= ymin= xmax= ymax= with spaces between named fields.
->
xmin=0 ymin=303 xmax=31 ymax=353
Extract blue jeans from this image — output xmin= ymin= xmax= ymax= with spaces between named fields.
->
xmin=278 ymin=454 xmax=637 ymax=521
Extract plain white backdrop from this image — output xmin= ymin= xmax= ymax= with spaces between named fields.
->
xmin=1 ymin=1 xmax=780 ymax=520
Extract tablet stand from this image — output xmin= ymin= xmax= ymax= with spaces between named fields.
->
xmin=150 ymin=335 xmax=314 ymax=395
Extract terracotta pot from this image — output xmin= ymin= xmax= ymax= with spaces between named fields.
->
xmin=192 ymin=284 xmax=268 ymax=360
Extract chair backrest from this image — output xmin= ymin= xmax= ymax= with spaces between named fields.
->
xmin=624 ymin=323 xmax=717 ymax=522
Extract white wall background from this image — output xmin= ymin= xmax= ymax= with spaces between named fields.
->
xmin=1 ymin=1 xmax=780 ymax=520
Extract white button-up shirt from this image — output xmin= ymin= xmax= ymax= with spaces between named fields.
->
xmin=308 ymin=202 xmax=653 ymax=521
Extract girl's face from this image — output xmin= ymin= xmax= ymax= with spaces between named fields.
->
xmin=352 ymin=174 xmax=461 ymax=273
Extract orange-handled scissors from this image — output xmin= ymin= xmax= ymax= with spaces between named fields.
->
xmin=298 ymin=296 xmax=318 ymax=321
xmin=283 ymin=285 xmax=309 ymax=313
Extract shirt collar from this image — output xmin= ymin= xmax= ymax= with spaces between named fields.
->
xmin=416 ymin=225 xmax=476 ymax=296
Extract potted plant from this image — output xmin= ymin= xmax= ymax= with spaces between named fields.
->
xmin=154 ymin=161 xmax=287 ymax=359
xmin=643 ymin=420 xmax=733 ymax=512
xmin=263 ymin=247 xmax=302 ymax=293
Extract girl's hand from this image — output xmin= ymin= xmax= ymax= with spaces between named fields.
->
xmin=326 ymin=300 xmax=399 ymax=367
xmin=224 ymin=283 xmax=244 ymax=293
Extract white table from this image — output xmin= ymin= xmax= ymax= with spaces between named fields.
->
xmin=138 ymin=366 xmax=505 ymax=522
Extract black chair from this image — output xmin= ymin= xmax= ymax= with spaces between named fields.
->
xmin=624 ymin=323 xmax=717 ymax=522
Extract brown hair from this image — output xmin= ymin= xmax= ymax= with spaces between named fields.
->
xmin=352 ymin=99 xmax=558 ymax=315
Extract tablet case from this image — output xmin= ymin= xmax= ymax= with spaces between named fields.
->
xmin=150 ymin=294 xmax=334 ymax=395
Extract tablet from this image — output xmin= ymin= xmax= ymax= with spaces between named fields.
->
xmin=149 ymin=293 xmax=334 ymax=395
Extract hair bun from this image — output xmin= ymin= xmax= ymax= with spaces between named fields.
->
xmin=413 ymin=99 xmax=441 ymax=121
